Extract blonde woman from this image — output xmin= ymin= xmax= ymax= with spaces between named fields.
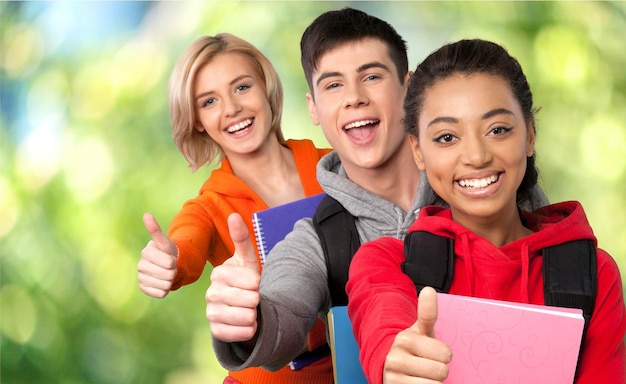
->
xmin=137 ymin=33 xmax=332 ymax=384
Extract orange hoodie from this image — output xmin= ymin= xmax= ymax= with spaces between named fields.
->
xmin=168 ymin=139 xmax=333 ymax=384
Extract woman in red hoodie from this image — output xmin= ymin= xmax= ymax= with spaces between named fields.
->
xmin=346 ymin=39 xmax=625 ymax=384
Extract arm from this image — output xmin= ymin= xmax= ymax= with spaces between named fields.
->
xmin=167 ymin=198 xmax=228 ymax=289
xmin=347 ymin=239 xmax=451 ymax=384
xmin=575 ymin=248 xmax=625 ymax=383
xmin=211 ymin=216 xmax=330 ymax=371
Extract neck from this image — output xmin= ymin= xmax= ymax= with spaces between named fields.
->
xmin=228 ymin=138 xmax=305 ymax=207
xmin=453 ymin=204 xmax=532 ymax=247
xmin=343 ymin=140 xmax=420 ymax=212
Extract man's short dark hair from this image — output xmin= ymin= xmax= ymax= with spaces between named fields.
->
xmin=300 ymin=7 xmax=409 ymax=94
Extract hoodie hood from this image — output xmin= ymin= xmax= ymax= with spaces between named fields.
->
xmin=407 ymin=201 xmax=596 ymax=302
xmin=203 ymin=139 xmax=327 ymax=202
xmin=316 ymin=151 xmax=435 ymax=241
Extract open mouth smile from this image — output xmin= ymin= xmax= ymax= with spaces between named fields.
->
xmin=457 ymin=174 xmax=499 ymax=189
xmin=226 ymin=118 xmax=253 ymax=134
xmin=343 ymin=119 xmax=379 ymax=130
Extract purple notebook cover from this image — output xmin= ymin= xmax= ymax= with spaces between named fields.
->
xmin=252 ymin=193 xmax=325 ymax=264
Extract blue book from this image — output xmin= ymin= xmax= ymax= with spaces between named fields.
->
xmin=252 ymin=193 xmax=325 ymax=265
xmin=327 ymin=306 xmax=368 ymax=384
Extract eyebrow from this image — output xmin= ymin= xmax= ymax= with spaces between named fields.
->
xmin=314 ymin=61 xmax=392 ymax=87
xmin=427 ymin=108 xmax=515 ymax=127
xmin=195 ymin=74 xmax=253 ymax=102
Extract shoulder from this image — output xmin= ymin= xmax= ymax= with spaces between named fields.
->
xmin=285 ymin=138 xmax=332 ymax=158
xmin=596 ymin=248 xmax=623 ymax=283
xmin=352 ymin=237 xmax=405 ymax=270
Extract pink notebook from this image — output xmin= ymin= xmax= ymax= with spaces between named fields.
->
xmin=435 ymin=293 xmax=584 ymax=383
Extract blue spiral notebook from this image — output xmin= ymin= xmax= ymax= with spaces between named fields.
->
xmin=252 ymin=193 xmax=325 ymax=264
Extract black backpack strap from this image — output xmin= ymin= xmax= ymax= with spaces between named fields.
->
xmin=543 ymin=239 xmax=597 ymax=366
xmin=312 ymin=195 xmax=361 ymax=307
xmin=402 ymin=231 xmax=596 ymax=377
xmin=402 ymin=231 xmax=455 ymax=294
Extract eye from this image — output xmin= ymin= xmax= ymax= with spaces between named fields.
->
xmin=489 ymin=126 xmax=512 ymax=136
xmin=235 ymin=83 xmax=251 ymax=93
xmin=433 ymin=133 xmax=457 ymax=144
xmin=325 ymin=82 xmax=341 ymax=90
xmin=364 ymin=74 xmax=381 ymax=81
xmin=201 ymin=97 xmax=216 ymax=108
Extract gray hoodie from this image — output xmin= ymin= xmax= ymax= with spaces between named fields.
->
xmin=212 ymin=151 xmax=433 ymax=371
xmin=212 ymin=151 xmax=548 ymax=371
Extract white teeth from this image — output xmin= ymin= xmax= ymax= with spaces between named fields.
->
xmin=458 ymin=174 xmax=499 ymax=189
xmin=226 ymin=118 xmax=252 ymax=133
xmin=344 ymin=120 xmax=377 ymax=130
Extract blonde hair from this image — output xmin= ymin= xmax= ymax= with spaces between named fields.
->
xmin=169 ymin=33 xmax=285 ymax=172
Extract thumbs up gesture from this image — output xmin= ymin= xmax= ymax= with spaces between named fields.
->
xmin=206 ymin=213 xmax=261 ymax=343
xmin=383 ymin=287 xmax=452 ymax=383
xmin=137 ymin=212 xmax=179 ymax=298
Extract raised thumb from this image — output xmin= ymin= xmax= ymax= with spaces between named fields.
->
xmin=227 ymin=212 xmax=260 ymax=272
xmin=416 ymin=286 xmax=438 ymax=337
xmin=143 ymin=212 xmax=177 ymax=255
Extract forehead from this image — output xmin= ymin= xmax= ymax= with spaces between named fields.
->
xmin=198 ymin=52 xmax=259 ymax=81
xmin=194 ymin=52 xmax=262 ymax=95
xmin=426 ymin=73 xmax=515 ymax=107
xmin=313 ymin=38 xmax=394 ymax=76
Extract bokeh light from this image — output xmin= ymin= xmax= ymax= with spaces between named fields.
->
xmin=1 ymin=2 xmax=625 ymax=383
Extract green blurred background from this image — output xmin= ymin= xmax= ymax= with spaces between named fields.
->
xmin=1 ymin=1 xmax=625 ymax=383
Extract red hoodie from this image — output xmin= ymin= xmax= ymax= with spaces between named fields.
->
xmin=347 ymin=201 xmax=625 ymax=384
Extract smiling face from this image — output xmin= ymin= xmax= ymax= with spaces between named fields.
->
xmin=194 ymin=52 xmax=273 ymax=158
xmin=306 ymin=38 xmax=409 ymax=176
xmin=410 ymin=72 xmax=535 ymax=227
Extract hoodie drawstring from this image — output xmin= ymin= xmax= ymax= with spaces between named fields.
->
xmin=520 ymin=242 xmax=530 ymax=303
xmin=460 ymin=233 xmax=475 ymax=297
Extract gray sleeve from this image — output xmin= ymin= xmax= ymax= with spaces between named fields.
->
xmin=212 ymin=217 xmax=330 ymax=371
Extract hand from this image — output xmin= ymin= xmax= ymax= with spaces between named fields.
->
xmin=137 ymin=212 xmax=179 ymax=298
xmin=206 ymin=212 xmax=261 ymax=343
xmin=383 ymin=287 xmax=452 ymax=384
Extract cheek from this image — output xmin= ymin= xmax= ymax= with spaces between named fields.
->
xmin=512 ymin=145 xmax=530 ymax=162
xmin=315 ymin=104 xmax=336 ymax=128
xmin=421 ymin=149 xmax=457 ymax=183
xmin=500 ymin=147 xmax=529 ymax=177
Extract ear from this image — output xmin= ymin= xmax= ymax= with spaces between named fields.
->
xmin=306 ymin=92 xmax=319 ymax=126
xmin=408 ymin=135 xmax=426 ymax=171
xmin=195 ymin=121 xmax=206 ymax=133
xmin=404 ymin=71 xmax=412 ymax=85
xmin=526 ymin=121 xmax=536 ymax=157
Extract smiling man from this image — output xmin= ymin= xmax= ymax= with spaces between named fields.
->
xmin=205 ymin=8 xmax=429 ymax=375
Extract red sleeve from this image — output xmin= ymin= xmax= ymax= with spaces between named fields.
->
xmin=575 ymin=248 xmax=625 ymax=383
xmin=346 ymin=237 xmax=418 ymax=384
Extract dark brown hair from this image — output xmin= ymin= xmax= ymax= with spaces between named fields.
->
xmin=300 ymin=7 xmax=408 ymax=96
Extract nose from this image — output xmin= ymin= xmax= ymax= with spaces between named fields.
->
xmin=223 ymin=95 xmax=242 ymax=117
xmin=461 ymin=134 xmax=492 ymax=167
xmin=343 ymin=83 xmax=369 ymax=108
